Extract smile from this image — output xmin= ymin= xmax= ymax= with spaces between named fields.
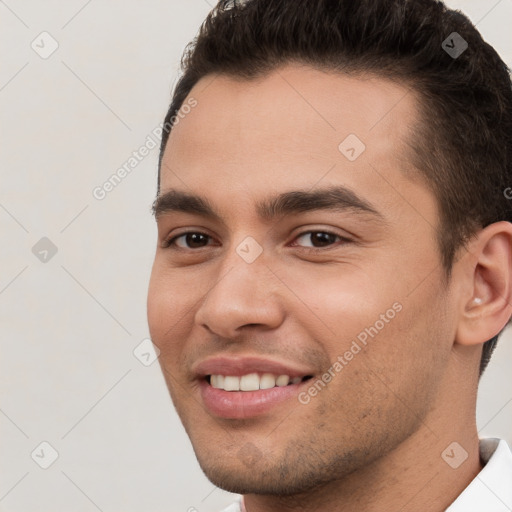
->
xmin=207 ymin=373 xmax=310 ymax=391
xmin=193 ymin=356 xmax=315 ymax=419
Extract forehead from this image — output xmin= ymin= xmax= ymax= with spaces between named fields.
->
xmin=160 ymin=64 xmax=433 ymax=225
xmin=167 ymin=65 xmax=417 ymax=153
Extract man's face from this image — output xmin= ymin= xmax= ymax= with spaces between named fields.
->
xmin=147 ymin=64 xmax=457 ymax=494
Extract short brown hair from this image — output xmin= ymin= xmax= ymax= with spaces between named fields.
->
xmin=157 ymin=0 xmax=512 ymax=375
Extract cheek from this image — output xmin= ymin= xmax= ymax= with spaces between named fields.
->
xmin=290 ymin=259 xmax=451 ymax=400
xmin=147 ymin=261 xmax=191 ymax=345
xmin=277 ymin=262 xmax=392 ymax=351
xmin=146 ymin=265 xmax=166 ymax=338
xmin=333 ymin=281 xmax=452 ymax=415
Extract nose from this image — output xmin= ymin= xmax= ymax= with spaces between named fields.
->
xmin=194 ymin=249 xmax=285 ymax=339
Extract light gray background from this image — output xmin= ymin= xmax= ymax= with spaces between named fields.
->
xmin=1 ymin=1 xmax=511 ymax=511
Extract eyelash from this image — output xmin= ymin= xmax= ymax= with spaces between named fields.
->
xmin=161 ymin=230 xmax=352 ymax=252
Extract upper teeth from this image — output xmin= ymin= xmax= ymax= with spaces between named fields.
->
xmin=210 ymin=373 xmax=302 ymax=391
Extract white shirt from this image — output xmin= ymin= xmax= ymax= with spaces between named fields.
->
xmin=446 ymin=438 xmax=512 ymax=511
xmin=220 ymin=438 xmax=512 ymax=512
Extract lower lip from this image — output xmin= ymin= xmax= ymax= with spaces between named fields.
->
xmin=199 ymin=379 xmax=305 ymax=419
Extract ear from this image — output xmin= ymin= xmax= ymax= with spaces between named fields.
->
xmin=455 ymin=221 xmax=512 ymax=347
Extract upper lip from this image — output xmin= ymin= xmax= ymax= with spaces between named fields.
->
xmin=193 ymin=356 xmax=315 ymax=379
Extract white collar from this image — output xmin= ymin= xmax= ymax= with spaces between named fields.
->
xmin=446 ymin=438 xmax=512 ymax=511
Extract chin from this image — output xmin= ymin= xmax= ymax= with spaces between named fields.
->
xmin=197 ymin=464 xmax=306 ymax=496
xmin=193 ymin=445 xmax=358 ymax=497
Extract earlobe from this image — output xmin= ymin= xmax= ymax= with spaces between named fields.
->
xmin=455 ymin=221 xmax=512 ymax=347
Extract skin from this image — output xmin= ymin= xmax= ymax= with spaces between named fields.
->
xmin=147 ymin=63 xmax=512 ymax=511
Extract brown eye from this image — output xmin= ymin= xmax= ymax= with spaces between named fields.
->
xmin=292 ymin=231 xmax=348 ymax=249
xmin=164 ymin=232 xmax=212 ymax=249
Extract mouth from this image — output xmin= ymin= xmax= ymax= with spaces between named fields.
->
xmin=205 ymin=373 xmax=313 ymax=391
xmin=199 ymin=375 xmax=314 ymax=419
xmin=194 ymin=356 xmax=316 ymax=419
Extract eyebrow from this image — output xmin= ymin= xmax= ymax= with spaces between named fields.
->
xmin=152 ymin=185 xmax=387 ymax=225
